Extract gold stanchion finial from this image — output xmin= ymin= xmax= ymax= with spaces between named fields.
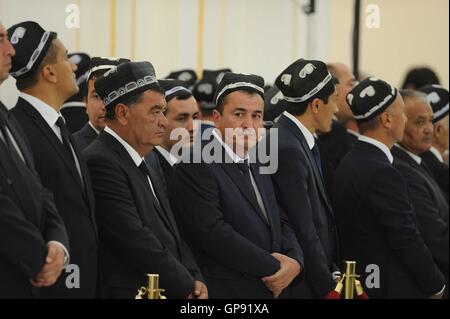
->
xmin=135 ymin=274 xmax=167 ymax=299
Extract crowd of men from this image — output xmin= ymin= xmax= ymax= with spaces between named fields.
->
xmin=1 ymin=20 xmax=448 ymax=299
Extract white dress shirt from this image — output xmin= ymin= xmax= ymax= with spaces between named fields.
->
xmin=104 ymin=126 xmax=159 ymax=201
xmin=212 ymin=130 xmax=268 ymax=222
xmin=19 ymin=92 xmax=84 ymax=183
xmin=283 ymin=111 xmax=315 ymax=150
xmin=358 ymin=135 xmax=394 ymax=164
xmin=395 ymin=144 xmax=422 ymax=165
xmin=155 ymin=146 xmax=179 ymax=167
xmin=429 ymin=146 xmax=445 ymax=164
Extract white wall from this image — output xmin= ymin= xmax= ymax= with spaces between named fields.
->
xmin=1 ymin=0 xmax=448 ymax=109
xmin=329 ymin=0 xmax=449 ymax=89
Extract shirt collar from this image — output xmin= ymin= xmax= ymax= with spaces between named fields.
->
xmin=358 ymin=135 xmax=394 ymax=164
xmin=347 ymin=129 xmax=361 ymax=138
xmin=88 ymin=122 xmax=100 ymax=135
xmin=155 ymin=146 xmax=179 ymax=167
xmin=104 ymin=126 xmax=143 ymax=167
xmin=201 ymin=120 xmax=215 ymax=127
xmin=283 ymin=111 xmax=315 ymax=150
xmin=20 ymin=92 xmax=61 ymax=129
xmin=395 ymin=144 xmax=422 ymax=165
xmin=429 ymin=146 xmax=444 ymax=163
xmin=212 ymin=129 xmax=248 ymax=163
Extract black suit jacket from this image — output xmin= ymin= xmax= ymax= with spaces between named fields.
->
xmin=83 ymin=131 xmax=202 ymax=299
xmin=60 ymin=103 xmax=88 ymax=133
xmin=333 ymin=141 xmax=445 ymax=298
xmin=169 ymin=136 xmax=306 ymax=299
xmin=392 ymin=146 xmax=449 ymax=278
xmin=0 ymin=102 xmax=68 ymax=298
xmin=318 ymin=121 xmax=355 ymax=169
xmin=270 ymin=114 xmax=339 ymax=298
xmin=73 ymin=122 xmax=98 ymax=151
xmin=11 ymin=97 xmax=98 ymax=298
xmin=145 ymin=148 xmax=173 ymax=193
xmin=421 ymin=150 xmax=449 ymax=203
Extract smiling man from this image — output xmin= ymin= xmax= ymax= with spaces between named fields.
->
xmin=83 ymin=61 xmax=206 ymax=299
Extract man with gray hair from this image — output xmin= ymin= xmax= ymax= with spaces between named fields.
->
xmin=334 ymin=77 xmax=445 ymax=298
xmin=392 ymin=90 xmax=449 ymax=297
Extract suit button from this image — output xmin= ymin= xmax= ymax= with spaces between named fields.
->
xmin=6 ymin=178 xmax=12 ymax=185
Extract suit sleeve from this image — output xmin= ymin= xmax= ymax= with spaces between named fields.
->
xmin=399 ymin=169 xmax=449 ymax=276
xmin=272 ymin=146 xmax=336 ymax=298
xmin=368 ymin=166 xmax=445 ymax=296
xmin=85 ymin=153 xmax=195 ymax=299
xmin=169 ymin=163 xmax=281 ymax=278
xmin=278 ymin=205 xmax=304 ymax=267
xmin=0 ymin=185 xmax=47 ymax=279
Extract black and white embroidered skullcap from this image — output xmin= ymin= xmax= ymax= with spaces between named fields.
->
xmin=202 ymin=68 xmax=232 ymax=84
xmin=94 ymin=61 xmax=161 ymax=109
xmin=158 ymin=79 xmax=192 ymax=103
xmin=275 ymin=58 xmax=335 ymax=105
xmin=68 ymin=53 xmax=91 ymax=87
xmin=192 ymin=77 xmax=217 ymax=109
xmin=418 ymin=85 xmax=449 ymax=123
xmin=264 ymin=85 xmax=288 ymax=121
xmin=346 ymin=77 xmax=398 ymax=123
xmin=8 ymin=21 xmax=57 ymax=80
xmin=214 ymin=72 xmax=265 ymax=107
xmin=166 ymin=69 xmax=197 ymax=89
xmin=87 ymin=57 xmax=131 ymax=82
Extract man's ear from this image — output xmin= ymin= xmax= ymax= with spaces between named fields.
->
xmin=380 ymin=111 xmax=391 ymax=129
xmin=41 ymin=64 xmax=57 ymax=84
xmin=310 ymin=98 xmax=321 ymax=114
xmin=115 ymin=103 xmax=129 ymax=126
xmin=212 ymin=109 xmax=222 ymax=125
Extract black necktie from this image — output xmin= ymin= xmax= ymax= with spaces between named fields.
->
xmin=55 ymin=116 xmax=75 ymax=162
xmin=237 ymin=160 xmax=268 ymax=222
xmin=0 ymin=114 xmax=12 ymax=148
xmin=312 ymin=143 xmax=323 ymax=177
xmin=138 ymin=160 xmax=162 ymax=205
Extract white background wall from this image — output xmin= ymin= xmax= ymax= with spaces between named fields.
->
xmin=0 ymin=0 xmax=448 ymax=108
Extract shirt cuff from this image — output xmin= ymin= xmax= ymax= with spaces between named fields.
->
xmin=47 ymin=241 xmax=70 ymax=268
xmin=435 ymin=285 xmax=446 ymax=296
xmin=332 ymin=271 xmax=342 ymax=281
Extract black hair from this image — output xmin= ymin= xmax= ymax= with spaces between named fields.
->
xmin=286 ymin=82 xmax=336 ymax=116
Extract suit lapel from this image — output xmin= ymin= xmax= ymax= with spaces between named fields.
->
xmin=19 ymin=99 xmax=85 ymax=191
xmin=249 ymin=163 xmax=274 ymax=229
xmin=100 ymin=132 xmax=180 ymax=241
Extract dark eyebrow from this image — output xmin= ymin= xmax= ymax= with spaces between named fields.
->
xmin=150 ymin=104 xmax=165 ymax=111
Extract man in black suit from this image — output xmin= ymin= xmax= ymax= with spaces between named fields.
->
xmin=170 ymin=73 xmax=305 ymax=299
xmin=73 ymin=57 xmax=130 ymax=151
xmin=318 ymin=63 xmax=360 ymax=167
xmin=145 ymin=79 xmax=199 ymax=190
xmin=419 ymin=85 xmax=449 ymax=202
xmin=84 ymin=61 xmax=206 ymax=299
xmin=392 ymin=90 xmax=448 ymax=290
xmin=0 ymin=21 xmax=69 ymax=298
xmin=271 ymin=59 xmax=341 ymax=298
xmin=8 ymin=21 xmax=98 ymax=298
xmin=334 ymin=77 xmax=445 ymax=298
